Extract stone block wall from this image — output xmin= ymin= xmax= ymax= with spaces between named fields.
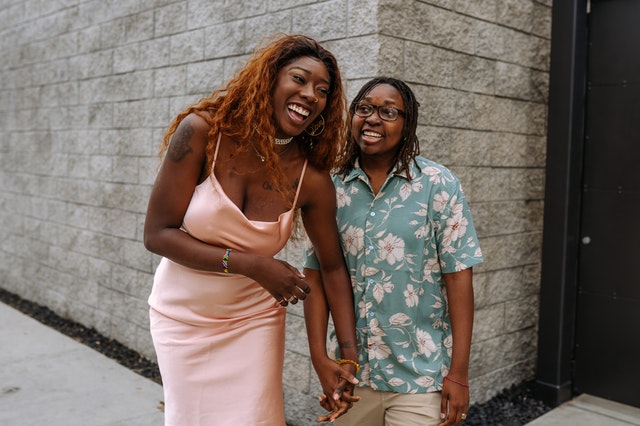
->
xmin=0 ymin=0 xmax=551 ymax=423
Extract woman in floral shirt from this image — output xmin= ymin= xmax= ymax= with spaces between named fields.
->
xmin=304 ymin=77 xmax=483 ymax=425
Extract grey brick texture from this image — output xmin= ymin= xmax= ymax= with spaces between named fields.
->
xmin=0 ymin=0 xmax=551 ymax=423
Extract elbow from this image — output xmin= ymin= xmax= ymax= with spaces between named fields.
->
xmin=143 ymin=229 xmax=161 ymax=254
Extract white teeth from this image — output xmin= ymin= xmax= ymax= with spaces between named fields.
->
xmin=363 ymin=130 xmax=382 ymax=138
xmin=288 ymin=104 xmax=310 ymax=117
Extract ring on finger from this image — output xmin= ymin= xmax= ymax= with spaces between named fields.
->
xmin=461 ymin=413 xmax=467 ymax=420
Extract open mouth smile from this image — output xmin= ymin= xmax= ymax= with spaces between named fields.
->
xmin=288 ymin=103 xmax=311 ymax=122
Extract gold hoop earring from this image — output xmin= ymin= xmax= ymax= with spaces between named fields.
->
xmin=304 ymin=115 xmax=325 ymax=137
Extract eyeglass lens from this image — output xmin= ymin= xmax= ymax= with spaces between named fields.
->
xmin=355 ymin=103 xmax=400 ymax=121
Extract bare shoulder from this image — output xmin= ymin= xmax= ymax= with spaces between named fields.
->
xmin=167 ymin=112 xmax=210 ymax=163
xmin=299 ymin=163 xmax=336 ymax=208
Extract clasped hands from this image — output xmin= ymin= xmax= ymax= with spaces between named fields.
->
xmin=315 ymin=360 xmax=360 ymax=423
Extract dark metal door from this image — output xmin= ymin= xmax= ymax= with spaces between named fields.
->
xmin=574 ymin=0 xmax=640 ymax=408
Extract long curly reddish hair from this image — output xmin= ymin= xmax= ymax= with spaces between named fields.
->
xmin=158 ymin=33 xmax=346 ymax=200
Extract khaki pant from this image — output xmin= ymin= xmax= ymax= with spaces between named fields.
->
xmin=335 ymin=387 xmax=442 ymax=426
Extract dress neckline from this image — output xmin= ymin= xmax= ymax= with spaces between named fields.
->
xmin=208 ymin=133 xmax=307 ymax=225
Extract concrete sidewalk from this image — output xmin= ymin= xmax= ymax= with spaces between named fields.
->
xmin=526 ymin=393 xmax=640 ymax=426
xmin=0 ymin=303 xmax=164 ymax=426
xmin=2 ymin=301 xmax=639 ymax=426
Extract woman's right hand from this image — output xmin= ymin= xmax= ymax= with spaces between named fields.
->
xmin=249 ymin=256 xmax=311 ymax=305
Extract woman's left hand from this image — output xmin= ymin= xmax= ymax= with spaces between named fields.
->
xmin=313 ymin=358 xmax=360 ymax=422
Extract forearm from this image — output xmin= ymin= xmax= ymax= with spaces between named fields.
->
xmin=444 ymin=268 xmax=474 ymax=381
xmin=321 ymin=267 xmax=358 ymax=362
xmin=144 ymin=226 xmax=265 ymax=278
xmin=302 ymin=268 xmax=332 ymax=367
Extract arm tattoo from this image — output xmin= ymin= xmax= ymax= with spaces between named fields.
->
xmin=167 ymin=121 xmax=194 ymax=162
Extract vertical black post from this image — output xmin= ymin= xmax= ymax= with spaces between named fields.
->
xmin=535 ymin=0 xmax=589 ymax=406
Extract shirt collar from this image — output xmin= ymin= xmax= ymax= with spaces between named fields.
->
xmin=343 ymin=158 xmax=414 ymax=183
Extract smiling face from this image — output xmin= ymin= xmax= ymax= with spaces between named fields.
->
xmin=272 ymin=56 xmax=330 ymax=139
xmin=351 ymin=83 xmax=406 ymax=160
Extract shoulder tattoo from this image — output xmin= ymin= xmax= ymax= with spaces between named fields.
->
xmin=168 ymin=121 xmax=194 ymax=162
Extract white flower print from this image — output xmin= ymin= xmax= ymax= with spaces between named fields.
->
xmin=414 ymin=202 xmax=428 ymax=217
xmin=423 ymin=258 xmax=441 ymax=283
xmin=414 ymin=375 xmax=435 ymax=388
xmin=369 ymin=318 xmax=385 ymax=336
xmin=358 ymin=299 xmax=372 ymax=319
xmin=444 ymin=335 xmax=453 ymax=358
xmin=342 ymin=225 xmax=364 ymax=256
xmin=373 ymin=283 xmax=385 ymax=303
xmin=433 ymin=191 xmax=450 ymax=212
xmin=378 ymin=233 xmax=405 ymax=265
xmin=431 ymin=295 xmax=443 ymax=310
xmin=389 ymin=313 xmax=412 ymax=326
xmin=416 ymin=328 xmax=438 ymax=357
xmin=404 ymin=284 xmax=419 ymax=307
xmin=414 ymin=224 xmax=430 ymax=239
xmin=368 ymin=335 xmax=391 ymax=360
xmin=443 ymin=210 xmax=468 ymax=248
xmin=424 ymin=166 xmax=443 ymax=185
xmin=335 ymin=186 xmax=351 ymax=208
xmin=388 ymin=377 xmax=406 ymax=387
xmin=399 ymin=182 xmax=413 ymax=201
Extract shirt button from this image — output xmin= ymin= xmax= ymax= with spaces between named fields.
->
xmin=368 ymin=245 xmax=374 ymax=251
xmin=368 ymin=279 xmax=374 ymax=285
xmin=369 ymin=312 xmax=375 ymax=318
xmin=370 ymin=211 xmax=376 ymax=217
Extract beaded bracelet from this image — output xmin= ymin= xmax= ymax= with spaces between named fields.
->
xmin=444 ymin=376 xmax=469 ymax=388
xmin=221 ymin=248 xmax=232 ymax=273
xmin=336 ymin=358 xmax=361 ymax=373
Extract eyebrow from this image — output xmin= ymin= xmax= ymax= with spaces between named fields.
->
xmin=362 ymin=97 xmax=401 ymax=106
xmin=288 ymin=66 xmax=330 ymax=86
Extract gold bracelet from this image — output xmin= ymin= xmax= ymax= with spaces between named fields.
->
xmin=336 ymin=358 xmax=361 ymax=373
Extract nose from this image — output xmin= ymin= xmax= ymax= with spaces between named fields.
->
xmin=301 ymin=84 xmax=317 ymax=103
xmin=364 ymin=110 xmax=382 ymax=124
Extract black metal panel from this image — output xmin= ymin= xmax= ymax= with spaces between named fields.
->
xmin=579 ymin=188 xmax=640 ymax=298
xmin=583 ymin=84 xmax=640 ymax=190
xmin=573 ymin=0 xmax=640 ymax=410
xmin=588 ymin=0 xmax=640 ymax=84
xmin=574 ymin=292 xmax=640 ymax=407
xmin=536 ymin=0 xmax=588 ymax=406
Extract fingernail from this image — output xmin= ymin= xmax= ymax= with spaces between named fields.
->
xmin=440 ymin=413 xmax=446 ymax=419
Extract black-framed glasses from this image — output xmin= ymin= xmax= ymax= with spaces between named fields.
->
xmin=354 ymin=102 xmax=405 ymax=122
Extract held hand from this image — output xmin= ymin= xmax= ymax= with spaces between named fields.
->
xmin=251 ymin=257 xmax=311 ymax=306
xmin=439 ymin=376 xmax=470 ymax=425
xmin=314 ymin=358 xmax=360 ymax=422
xmin=316 ymin=383 xmax=359 ymax=423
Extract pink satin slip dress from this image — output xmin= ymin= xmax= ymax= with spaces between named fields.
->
xmin=148 ymin=134 xmax=307 ymax=426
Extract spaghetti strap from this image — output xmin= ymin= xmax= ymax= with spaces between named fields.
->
xmin=212 ymin=133 xmax=222 ymax=170
xmin=292 ymin=160 xmax=308 ymax=209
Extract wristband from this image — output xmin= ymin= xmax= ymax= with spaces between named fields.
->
xmin=221 ymin=248 xmax=232 ymax=273
xmin=336 ymin=358 xmax=361 ymax=373
xmin=443 ymin=375 xmax=469 ymax=388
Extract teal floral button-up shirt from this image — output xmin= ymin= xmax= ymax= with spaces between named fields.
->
xmin=305 ymin=156 xmax=483 ymax=394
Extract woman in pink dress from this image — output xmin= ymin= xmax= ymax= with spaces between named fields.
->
xmin=143 ymin=34 xmax=359 ymax=425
